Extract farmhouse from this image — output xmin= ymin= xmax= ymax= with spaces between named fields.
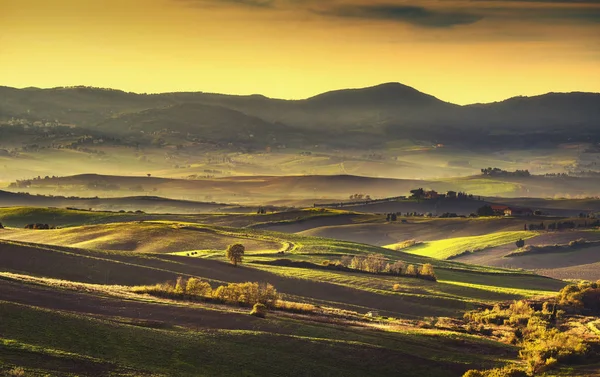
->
xmin=490 ymin=205 xmax=510 ymax=216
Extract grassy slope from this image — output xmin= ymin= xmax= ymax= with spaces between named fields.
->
xmin=0 ymin=214 xmax=569 ymax=376
xmin=0 ymin=207 xmax=133 ymax=227
xmin=0 ymin=298 xmax=514 ymax=377
xmin=0 ymin=220 xmax=566 ymax=318
xmin=0 ymin=206 xmax=356 ymax=229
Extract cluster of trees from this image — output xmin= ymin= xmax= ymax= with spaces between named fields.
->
xmin=480 ymin=167 xmax=531 ymax=177
xmin=409 ymin=188 xmax=474 ymax=200
xmin=463 ymin=293 xmax=589 ymax=376
xmin=348 ymin=193 xmax=371 ymax=200
xmin=133 ymin=277 xmax=279 ymax=309
xmin=24 ymin=223 xmax=51 ymax=230
xmin=256 ymin=207 xmax=275 ymax=214
xmin=337 ymin=254 xmax=436 ymax=281
xmin=557 ymin=280 xmax=600 ymax=314
xmin=213 ymin=282 xmax=279 ymax=308
xmin=476 ymin=205 xmax=495 ymax=217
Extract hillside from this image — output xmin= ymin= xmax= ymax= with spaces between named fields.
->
xmin=8 ymin=173 xmax=600 ymax=205
xmin=2 ymin=83 xmax=599 ymax=149
xmin=0 ymin=189 xmax=234 ymax=213
xmin=1 ymin=212 xmax=597 ymax=376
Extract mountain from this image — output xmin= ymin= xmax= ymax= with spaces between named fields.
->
xmin=1 ymin=83 xmax=599 ymax=148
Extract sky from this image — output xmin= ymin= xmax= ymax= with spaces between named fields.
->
xmin=0 ymin=0 xmax=598 ymax=104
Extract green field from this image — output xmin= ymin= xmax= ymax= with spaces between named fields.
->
xmin=386 ymin=231 xmax=538 ymax=260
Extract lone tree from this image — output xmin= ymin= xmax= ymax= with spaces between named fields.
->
xmin=226 ymin=243 xmax=245 ymax=266
xmin=516 ymin=238 xmax=525 ymax=248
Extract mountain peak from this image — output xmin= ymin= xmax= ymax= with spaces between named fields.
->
xmin=304 ymin=82 xmax=451 ymax=108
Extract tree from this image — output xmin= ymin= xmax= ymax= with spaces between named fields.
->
xmin=410 ymin=188 xmax=425 ymax=199
xmin=477 ymin=205 xmax=495 ymax=217
xmin=516 ymin=238 xmax=525 ymax=248
xmin=226 ymin=243 xmax=245 ymax=266
xmin=405 ymin=264 xmax=418 ymax=276
xmin=419 ymin=263 xmax=436 ymax=281
xmin=186 ymin=278 xmax=212 ymax=297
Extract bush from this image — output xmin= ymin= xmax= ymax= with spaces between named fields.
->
xmin=186 ymin=278 xmax=212 ymax=296
xmin=394 ymin=239 xmax=417 ymax=250
xmin=520 ymin=327 xmax=587 ymax=374
xmin=6 ymin=367 xmax=26 ymax=377
xmin=250 ymin=303 xmax=267 ymax=318
xmin=463 ymin=366 xmax=527 ymax=377
xmin=339 ymin=255 xmax=353 ymax=267
xmin=392 ymin=283 xmax=401 ymax=291
xmin=274 ymin=300 xmax=316 ymax=314
xmin=174 ymin=276 xmax=186 ymax=294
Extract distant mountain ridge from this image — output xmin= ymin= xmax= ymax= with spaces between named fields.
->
xmin=1 ymin=83 xmax=599 ymax=148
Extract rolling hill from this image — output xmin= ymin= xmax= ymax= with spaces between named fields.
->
xmin=2 ymin=83 xmax=599 ymax=149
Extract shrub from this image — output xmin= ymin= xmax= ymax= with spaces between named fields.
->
xmin=515 ymin=238 xmax=525 ymax=248
xmin=520 ymin=327 xmax=587 ymax=374
xmin=186 ymin=278 xmax=212 ymax=296
xmin=250 ymin=303 xmax=268 ymax=318
xmin=174 ymin=276 xmax=186 ymax=294
xmin=557 ymin=281 xmax=600 ymax=313
xmin=463 ymin=366 xmax=527 ymax=377
xmin=6 ymin=367 xmax=26 ymax=377
xmin=274 ymin=300 xmax=316 ymax=314
xmin=394 ymin=239 xmax=417 ymax=250
xmin=339 ymin=255 xmax=353 ymax=267
xmin=392 ymin=283 xmax=401 ymax=291
xmin=226 ymin=243 xmax=245 ymax=266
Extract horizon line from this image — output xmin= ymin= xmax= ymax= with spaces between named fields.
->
xmin=2 ymin=82 xmax=598 ymax=107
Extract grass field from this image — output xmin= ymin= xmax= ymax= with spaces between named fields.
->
xmin=385 ymin=231 xmax=539 ymax=260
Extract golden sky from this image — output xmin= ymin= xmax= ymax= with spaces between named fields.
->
xmin=0 ymin=0 xmax=598 ymax=104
